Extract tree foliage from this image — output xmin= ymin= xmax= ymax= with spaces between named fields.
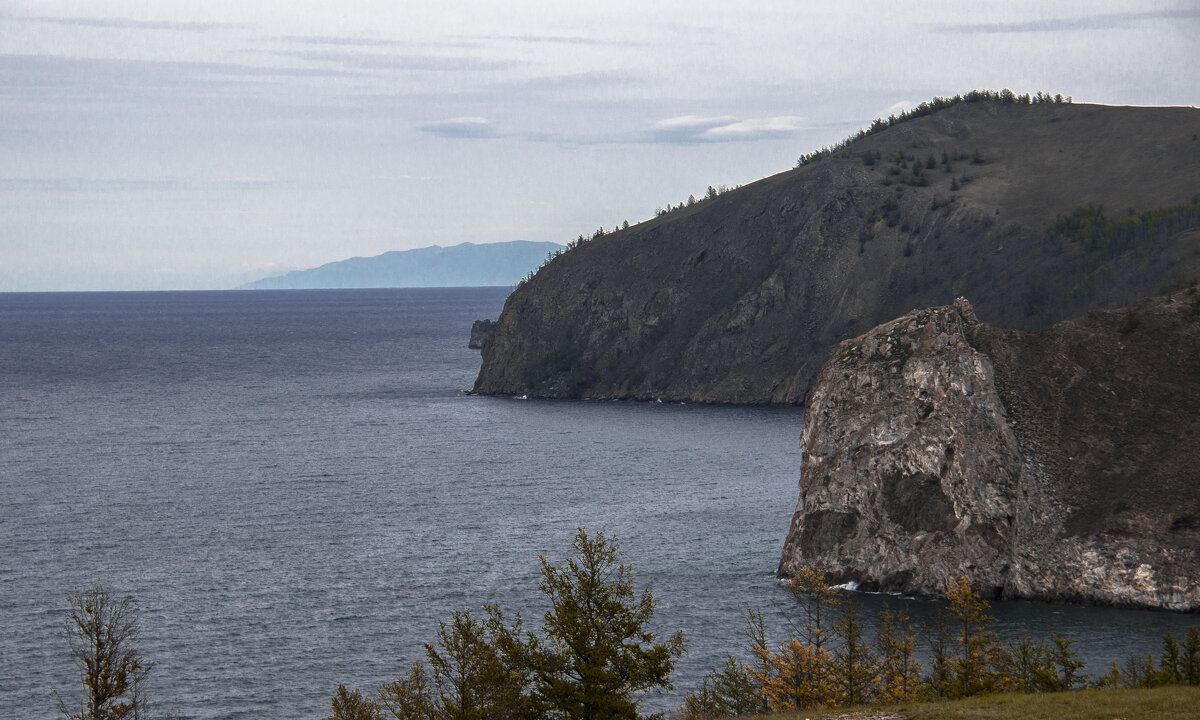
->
xmin=943 ymin=577 xmax=1000 ymax=697
xmin=1047 ymin=202 xmax=1200 ymax=252
xmin=679 ymin=574 xmax=1137 ymax=718
xmin=57 ymin=585 xmax=151 ymax=720
xmin=873 ymin=605 xmax=921 ymax=703
xmin=797 ymin=88 xmax=1070 ymax=167
xmin=333 ymin=529 xmax=683 ymax=720
xmin=378 ymin=608 xmax=534 ymax=720
xmin=677 ymin=655 xmax=767 ymax=719
xmin=328 ymin=685 xmax=385 ymax=720
xmin=320 ymin=542 xmax=1200 ymax=720
xmin=531 ymin=529 xmax=685 ymax=720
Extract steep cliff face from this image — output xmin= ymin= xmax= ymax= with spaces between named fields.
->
xmin=475 ymin=101 xmax=1200 ymax=404
xmin=779 ymin=292 xmax=1200 ymax=610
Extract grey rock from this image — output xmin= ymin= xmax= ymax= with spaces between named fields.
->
xmin=779 ymin=293 xmax=1200 ymax=611
xmin=469 ymin=319 xmax=495 ymax=349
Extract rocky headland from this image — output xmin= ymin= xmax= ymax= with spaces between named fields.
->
xmin=475 ymin=100 xmax=1200 ymax=403
xmin=779 ymin=291 xmax=1200 ymax=611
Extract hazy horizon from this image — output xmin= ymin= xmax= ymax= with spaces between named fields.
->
xmin=3 ymin=1 xmax=1197 ymax=291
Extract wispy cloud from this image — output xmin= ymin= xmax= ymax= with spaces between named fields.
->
xmin=702 ymin=116 xmax=808 ymax=140
xmin=501 ymin=69 xmax=641 ymax=97
xmin=373 ymin=174 xmax=440 ymax=182
xmin=270 ymin=35 xmax=412 ymax=48
xmin=18 ymin=15 xmax=240 ymax=32
xmin=646 ymin=114 xmax=808 ymax=143
xmin=464 ymin=34 xmax=650 ymax=48
xmin=0 ymin=177 xmax=288 ymax=193
xmin=647 ymin=115 xmax=738 ymax=143
xmin=932 ymin=9 xmax=1200 ymax=34
xmin=420 ymin=117 xmax=499 ymax=139
xmin=268 ymin=48 xmax=513 ymax=73
xmin=879 ymin=101 xmax=918 ymax=119
xmin=0 ymin=54 xmax=361 ymax=105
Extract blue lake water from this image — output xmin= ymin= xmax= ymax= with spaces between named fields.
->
xmin=1 ymin=288 xmax=1195 ymax=719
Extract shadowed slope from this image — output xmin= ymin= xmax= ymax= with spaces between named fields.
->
xmin=475 ymin=101 xmax=1200 ymax=404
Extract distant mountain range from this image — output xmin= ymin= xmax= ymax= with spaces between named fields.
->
xmin=240 ymin=241 xmax=564 ymax=289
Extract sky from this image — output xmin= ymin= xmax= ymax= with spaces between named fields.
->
xmin=1 ymin=1 xmax=1197 ymax=291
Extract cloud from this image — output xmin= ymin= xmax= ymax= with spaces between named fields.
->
xmin=420 ymin=117 xmax=499 ymax=139
xmin=701 ymin=116 xmax=808 ymax=140
xmin=18 ymin=15 xmax=239 ymax=32
xmin=271 ymin=35 xmax=412 ymax=48
xmin=646 ymin=114 xmax=808 ymax=143
xmin=0 ymin=53 xmax=362 ymax=107
xmin=647 ymin=115 xmax=737 ymax=143
xmin=511 ymin=69 xmax=638 ymax=93
xmin=932 ymin=8 xmax=1200 ymax=34
xmin=464 ymin=34 xmax=649 ymax=48
xmin=0 ymin=177 xmax=287 ymax=193
xmin=878 ymin=101 xmax=918 ymax=119
xmin=268 ymin=48 xmax=513 ymax=73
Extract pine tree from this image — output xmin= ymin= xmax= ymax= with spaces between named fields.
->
xmin=752 ymin=568 xmax=844 ymax=711
xmin=531 ymin=529 xmax=685 ymax=720
xmin=1161 ymin=634 xmax=1184 ymax=684
xmin=378 ymin=607 xmax=535 ymax=720
xmin=923 ymin=616 xmax=955 ymax=699
xmin=328 ymin=685 xmax=384 ymax=720
xmin=785 ymin=568 xmax=838 ymax=651
xmin=1048 ymin=635 xmax=1088 ymax=690
xmin=760 ymin=639 xmax=832 ymax=711
xmin=1184 ymin=627 xmax=1200 ymax=685
xmin=678 ymin=655 xmax=767 ymax=719
xmin=996 ymin=633 xmax=1052 ymax=693
xmin=943 ymin=578 xmax=999 ymax=697
xmin=873 ymin=605 xmax=921 ymax=702
xmin=829 ymin=598 xmax=875 ymax=706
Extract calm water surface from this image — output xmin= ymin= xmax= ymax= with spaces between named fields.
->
xmin=1 ymin=288 xmax=1194 ymax=719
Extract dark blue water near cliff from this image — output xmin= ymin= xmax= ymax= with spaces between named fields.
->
xmin=1 ymin=288 xmax=1194 ymax=719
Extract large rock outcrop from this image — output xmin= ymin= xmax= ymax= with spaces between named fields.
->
xmin=475 ymin=101 xmax=1200 ymax=404
xmin=469 ymin=319 xmax=496 ymax=349
xmin=779 ymin=292 xmax=1200 ymax=610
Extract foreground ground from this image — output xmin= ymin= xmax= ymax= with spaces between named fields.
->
xmin=758 ymin=686 xmax=1200 ymax=720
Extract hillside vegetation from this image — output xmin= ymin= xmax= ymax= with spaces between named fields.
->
xmin=475 ymin=98 xmax=1200 ymax=404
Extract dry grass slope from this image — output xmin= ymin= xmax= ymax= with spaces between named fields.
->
xmin=758 ymin=686 xmax=1200 ymax=720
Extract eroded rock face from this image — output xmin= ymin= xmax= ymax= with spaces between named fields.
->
xmin=779 ymin=293 xmax=1200 ymax=611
